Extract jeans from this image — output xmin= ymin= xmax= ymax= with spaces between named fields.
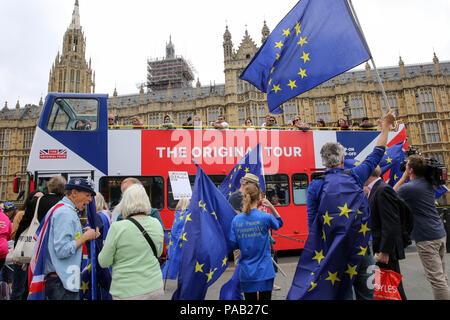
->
xmin=349 ymin=243 xmax=375 ymax=300
xmin=44 ymin=276 xmax=79 ymax=300
xmin=10 ymin=264 xmax=28 ymax=300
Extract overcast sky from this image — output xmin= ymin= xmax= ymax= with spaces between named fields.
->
xmin=1 ymin=0 xmax=449 ymax=107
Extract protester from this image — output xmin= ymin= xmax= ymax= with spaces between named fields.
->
xmin=94 ymin=192 xmax=112 ymax=240
xmin=214 ymin=115 xmax=229 ymax=130
xmin=98 ymin=184 xmax=164 ymax=300
xmin=161 ymin=114 xmax=175 ymax=130
xmin=365 ymin=165 xmax=407 ymax=300
xmin=0 ymin=207 xmax=12 ymax=272
xmin=229 ymin=184 xmax=283 ymax=301
xmin=228 ymin=173 xmax=261 ymax=214
xmin=43 ymin=178 xmax=100 ymax=300
xmin=3 ymin=203 xmax=17 ymax=223
xmin=394 ymin=155 xmax=450 ymax=300
xmin=302 ymin=109 xmax=395 ymax=300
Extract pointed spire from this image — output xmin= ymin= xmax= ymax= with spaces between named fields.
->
xmin=166 ymin=35 xmax=175 ymax=59
xmin=433 ymin=52 xmax=440 ymax=75
xmin=399 ymin=56 xmax=406 ymax=79
xmin=3 ymin=101 xmax=8 ymax=111
xmin=69 ymin=0 xmax=81 ymax=30
xmin=262 ymin=20 xmax=270 ymax=44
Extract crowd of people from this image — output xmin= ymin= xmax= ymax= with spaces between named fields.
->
xmin=0 ymin=110 xmax=448 ymax=301
xmin=107 ymin=112 xmax=381 ymax=131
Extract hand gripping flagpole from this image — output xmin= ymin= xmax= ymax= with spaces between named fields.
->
xmin=347 ymin=0 xmax=392 ymax=111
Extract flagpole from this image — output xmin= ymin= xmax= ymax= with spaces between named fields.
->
xmin=346 ymin=0 xmax=392 ymax=111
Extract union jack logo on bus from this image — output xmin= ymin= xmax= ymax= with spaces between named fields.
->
xmin=39 ymin=149 xmax=67 ymax=160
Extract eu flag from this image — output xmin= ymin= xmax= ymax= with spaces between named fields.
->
xmin=219 ymin=143 xmax=266 ymax=199
xmin=172 ymin=165 xmax=236 ymax=300
xmin=287 ymin=170 xmax=371 ymax=300
xmin=240 ymin=0 xmax=371 ymax=114
xmin=379 ymin=142 xmax=406 ymax=175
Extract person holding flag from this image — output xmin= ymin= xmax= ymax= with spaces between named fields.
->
xmin=29 ymin=178 xmax=100 ymax=300
xmin=228 ymin=183 xmax=283 ymax=301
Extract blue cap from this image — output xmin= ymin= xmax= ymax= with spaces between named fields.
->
xmin=3 ymin=202 xmax=16 ymax=212
xmin=64 ymin=178 xmax=96 ymax=196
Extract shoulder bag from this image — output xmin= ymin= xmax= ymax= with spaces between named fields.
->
xmin=12 ymin=197 xmax=42 ymax=264
xmin=128 ymin=217 xmax=165 ymax=266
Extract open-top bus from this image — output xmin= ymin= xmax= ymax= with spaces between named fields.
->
xmin=26 ymin=93 xmax=407 ymax=251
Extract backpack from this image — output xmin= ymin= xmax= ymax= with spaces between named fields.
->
xmin=396 ymin=196 xmax=414 ymax=249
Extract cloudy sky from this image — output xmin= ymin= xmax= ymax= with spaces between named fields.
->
xmin=1 ymin=0 xmax=449 ymax=107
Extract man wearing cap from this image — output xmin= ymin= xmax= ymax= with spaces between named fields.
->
xmin=3 ymin=202 xmax=17 ymax=222
xmin=228 ymin=173 xmax=261 ymax=213
xmin=44 ymin=178 xmax=100 ymax=300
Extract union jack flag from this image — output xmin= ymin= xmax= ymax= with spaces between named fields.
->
xmin=39 ymin=149 xmax=67 ymax=159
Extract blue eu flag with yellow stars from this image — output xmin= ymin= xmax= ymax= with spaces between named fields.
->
xmin=240 ymin=0 xmax=371 ymax=114
xmin=172 ymin=165 xmax=236 ymax=300
xmin=219 ymin=143 xmax=266 ymax=199
xmin=379 ymin=142 xmax=406 ymax=175
xmin=287 ymin=170 xmax=371 ymax=300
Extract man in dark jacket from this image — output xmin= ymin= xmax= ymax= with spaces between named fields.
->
xmin=365 ymin=166 xmax=407 ymax=300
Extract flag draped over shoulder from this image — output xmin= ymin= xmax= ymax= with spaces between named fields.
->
xmin=240 ymin=0 xmax=371 ymax=114
xmin=28 ymin=203 xmax=64 ymax=300
xmin=287 ymin=171 xmax=371 ymax=300
xmin=219 ymin=143 xmax=266 ymax=198
xmin=172 ymin=166 xmax=236 ymax=300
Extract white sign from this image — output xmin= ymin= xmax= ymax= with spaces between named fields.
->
xmin=169 ymin=171 xmax=192 ymax=200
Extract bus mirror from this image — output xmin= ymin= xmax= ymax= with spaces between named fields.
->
xmin=13 ymin=176 xmax=21 ymax=193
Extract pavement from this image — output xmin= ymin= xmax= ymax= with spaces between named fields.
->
xmin=161 ymin=243 xmax=450 ymax=300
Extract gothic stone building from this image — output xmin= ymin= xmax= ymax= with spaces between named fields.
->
xmin=0 ymin=2 xmax=448 ymax=204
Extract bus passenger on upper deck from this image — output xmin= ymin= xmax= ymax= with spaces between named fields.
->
xmin=214 ymin=115 xmax=229 ymax=130
xmin=193 ymin=115 xmax=202 ymax=129
xmin=245 ymin=118 xmax=255 ymax=131
xmin=74 ymin=120 xmax=91 ymax=131
xmin=108 ymin=114 xmax=119 ymax=129
xmin=293 ymin=116 xmax=310 ymax=131
xmin=161 ymin=115 xmax=175 ymax=130
xmin=131 ymin=116 xmax=144 ymax=129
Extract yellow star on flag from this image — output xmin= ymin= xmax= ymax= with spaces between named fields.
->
xmin=312 ymin=250 xmax=325 ymax=265
xmin=322 ymin=211 xmax=334 ymax=227
xmin=307 ymin=282 xmax=317 ymax=292
xmin=297 ymin=36 xmax=308 ymax=47
xmin=325 ymin=271 xmax=341 ymax=286
xmin=210 ymin=211 xmax=218 ymax=220
xmin=245 ymin=167 xmax=250 ymax=173
xmin=282 ymin=28 xmax=291 ymax=37
xmin=345 ymin=264 xmax=358 ymax=280
xmin=287 ymin=80 xmax=297 ymax=90
xmin=322 ymin=228 xmax=326 ymax=241
xmin=80 ymin=281 xmax=89 ymax=294
xmin=357 ymin=246 xmax=368 ymax=256
xmin=206 ymin=268 xmax=218 ymax=283
xmin=275 ymin=41 xmax=284 ymax=49
xmin=298 ymin=68 xmax=307 ymax=79
xmin=180 ymin=232 xmax=188 ymax=242
xmin=294 ymin=22 xmax=301 ymax=36
xmin=276 ymin=53 xmax=280 ymax=61
xmin=222 ymin=256 xmax=228 ymax=267
xmin=300 ymin=51 xmax=310 ymax=63
xmin=195 ymin=261 xmax=204 ymax=273
xmin=199 ymin=200 xmax=207 ymax=212
xmin=338 ymin=203 xmax=352 ymax=219
xmin=271 ymin=84 xmax=282 ymax=94
xmin=386 ymin=157 xmax=392 ymax=164
xmin=359 ymin=222 xmax=371 ymax=237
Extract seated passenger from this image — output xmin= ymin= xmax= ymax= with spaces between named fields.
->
xmin=74 ymin=119 xmax=91 ymax=130
xmin=193 ymin=115 xmax=202 ymax=129
xmin=108 ymin=114 xmax=119 ymax=128
xmin=213 ymin=115 xmax=229 ymax=130
xmin=161 ymin=114 xmax=175 ymax=130
xmin=337 ymin=118 xmax=349 ymax=130
xmin=293 ymin=116 xmax=310 ymax=131
xmin=131 ymin=116 xmax=144 ymax=129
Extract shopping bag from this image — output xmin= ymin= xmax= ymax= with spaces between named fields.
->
xmin=374 ymin=268 xmax=403 ymax=300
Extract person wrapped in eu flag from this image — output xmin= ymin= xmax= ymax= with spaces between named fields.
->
xmin=288 ymin=110 xmax=396 ymax=300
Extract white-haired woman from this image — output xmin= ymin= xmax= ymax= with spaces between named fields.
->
xmin=98 ymin=184 xmax=164 ymax=300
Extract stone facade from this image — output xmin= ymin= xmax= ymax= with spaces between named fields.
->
xmin=0 ymin=3 xmax=448 ymax=205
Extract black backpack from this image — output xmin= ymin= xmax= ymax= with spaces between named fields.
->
xmin=396 ymin=196 xmax=414 ymax=249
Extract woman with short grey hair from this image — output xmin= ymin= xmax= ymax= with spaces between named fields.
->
xmin=320 ymin=142 xmax=347 ymax=169
xmin=98 ymin=184 xmax=164 ymax=300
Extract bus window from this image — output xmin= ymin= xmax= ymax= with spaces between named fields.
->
xmin=99 ymin=176 xmax=164 ymax=211
xmin=46 ymin=98 xmax=98 ymax=131
xmin=167 ymin=174 xmax=226 ymax=210
xmin=264 ymin=174 xmax=289 ymax=206
xmin=292 ymin=173 xmax=309 ymax=205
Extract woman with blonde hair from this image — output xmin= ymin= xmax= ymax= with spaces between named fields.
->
xmin=229 ymin=184 xmax=283 ymax=301
xmin=98 ymin=184 xmax=164 ymax=300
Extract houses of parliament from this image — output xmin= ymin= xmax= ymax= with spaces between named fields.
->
xmin=0 ymin=1 xmax=449 ymax=204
